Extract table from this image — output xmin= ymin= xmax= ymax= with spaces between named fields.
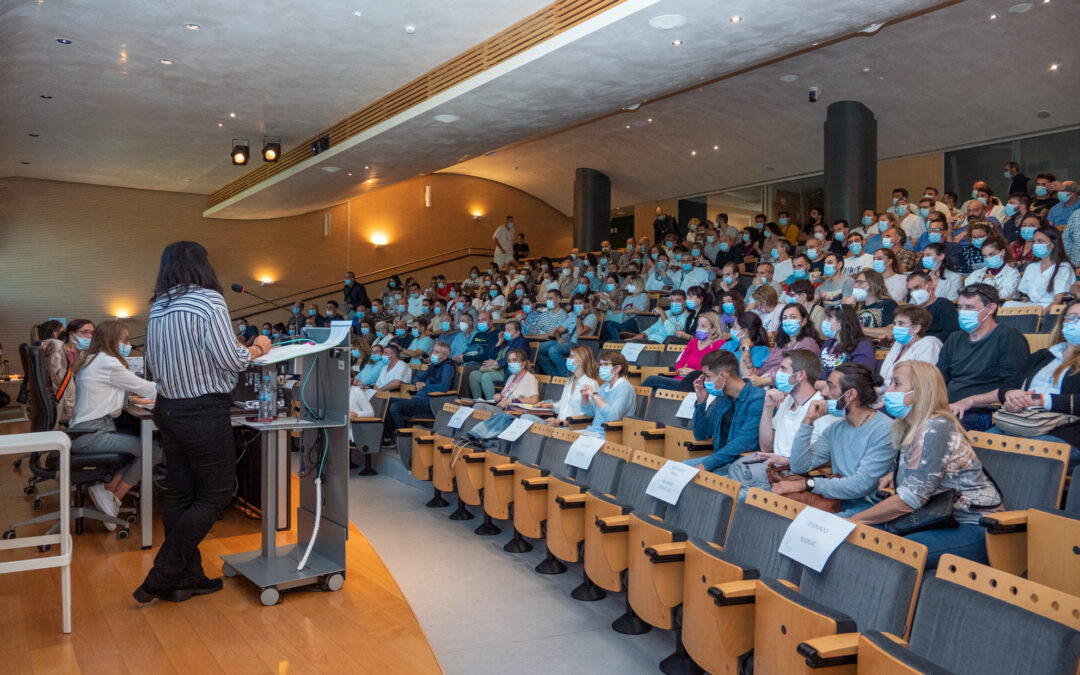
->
xmin=122 ymin=404 xmax=156 ymax=549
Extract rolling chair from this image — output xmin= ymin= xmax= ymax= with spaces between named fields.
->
xmin=4 ymin=344 xmax=133 ymax=546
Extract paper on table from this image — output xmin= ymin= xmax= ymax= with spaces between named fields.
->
xmin=645 ymin=460 xmax=700 ymax=505
xmin=252 ymin=321 xmax=353 ymax=365
xmin=675 ymin=391 xmax=715 ymax=419
xmin=621 ymin=342 xmax=646 ymax=363
xmin=448 ymin=406 xmax=475 ymax=429
xmin=498 ymin=417 xmax=534 ymax=441
xmin=564 ymin=435 xmax=606 ymax=470
xmin=778 ymin=507 xmax=857 ymax=573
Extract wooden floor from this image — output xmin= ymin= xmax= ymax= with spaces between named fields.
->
xmin=0 ymin=421 xmax=443 ymax=675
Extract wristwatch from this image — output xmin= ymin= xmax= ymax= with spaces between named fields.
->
xmin=805 ymin=477 xmax=816 ymax=491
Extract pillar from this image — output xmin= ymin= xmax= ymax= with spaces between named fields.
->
xmin=824 ymin=101 xmax=877 ymax=231
xmin=573 ymin=168 xmax=611 ymax=252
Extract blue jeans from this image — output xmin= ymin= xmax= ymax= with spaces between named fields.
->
xmin=603 ymin=318 xmax=639 ymax=341
xmin=536 ymin=340 xmax=575 ymax=377
xmin=960 ymin=412 xmax=993 ymax=432
xmin=986 ymin=426 xmax=1080 ymax=465
xmin=642 ymin=373 xmax=698 ymax=392
xmin=387 ymin=396 xmax=432 ymax=437
xmin=684 ymin=455 xmax=730 ymax=477
xmin=876 ymin=522 xmax=988 ymax=569
xmin=836 ymin=496 xmax=875 ymax=519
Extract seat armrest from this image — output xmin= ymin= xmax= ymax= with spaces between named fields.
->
xmin=490 ymin=462 xmax=516 ymax=476
xmin=397 ymin=428 xmax=416 ymax=436
xmin=641 ymin=429 xmax=667 ymax=440
xmin=601 ymin=421 xmax=623 ymax=431
xmin=645 ymin=541 xmax=687 ymax=563
xmin=463 ymin=452 xmax=486 ymax=463
xmin=437 ymin=444 xmax=455 ymax=454
xmin=565 ymin=415 xmax=593 ymax=424
xmin=709 ymin=579 xmax=759 ymax=606
xmin=426 ymin=392 xmax=457 ymax=398
xmin=556 ymin=492 xmax=587 ymax=509
xmin=595 ymin=514 xmax=630 ymax=533
xmin=980 ymin=510 xmax=1029 ymax=534
xmin=416 ymin=435 xmax=435 ymax=445
xmin=797 ymin=633 xmax=861 ymax=669
xmin=350 ymin=416 xmax=381 ymax=422
xmin=683 ymin=439 xmax=713 ymax=450
xmin=521 ymin=476 xmax=550 ymax=491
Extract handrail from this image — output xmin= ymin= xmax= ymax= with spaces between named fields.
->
xmin=231 ymin=246 xmax=495 ymax=322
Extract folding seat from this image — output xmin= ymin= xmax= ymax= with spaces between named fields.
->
xmin=660 ymin=343 xmax=684 ymax=369
xmin=626 ymin=344 xmax=666 ymax=386
xmin=350 ymin=391 xmax=390 ymax=476
xmin=1068 ymin=464 xmax=1080 ymax=513
xmin=542 ymin=441 xmax=632 ymax=585
xmin=397 ymin=403 xmax=457 ymax=492
xmin=577 ymin=335 xmax=601 ymax=360
xmin=625 ymin=471 xmax=741 ymax=635
xmin=484 ymin=423 xmax=554 ymax=553
xmin=565 ymin=386 xmax=650 ymax=440
xmin=539 ymin=375 xmax=566 ymax=402
xmin=847 ymin=555 xmax=1080 ymax=675
xmin=622 ymin=389 xmax=694 ymax=456
xmin=431 ymin=407 xmax=490 ymax=520
xmin=681 ymin=489 xmax=807 ymax=675
xmin=979 ymin=507 xmax=1080 ymax=597
xmin=1037 ymin=302 xmax=1065 ymax=333
xmin=750 ymin=523 xmax=926 ymax=674
xmin=994 ymin=305 xmax=1043 ymax=334
xmin=966 ymin=431 xmax=1070 ymax=575
xmin=510 ymin=427 xmax=578 ymax=549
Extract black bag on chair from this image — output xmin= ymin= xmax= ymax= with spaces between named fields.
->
xmin=882 ymin=489 xmax=958 ymax=535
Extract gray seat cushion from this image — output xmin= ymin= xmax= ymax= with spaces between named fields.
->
xmin=571 ymin=452 xmax=625 ymax=495
xmin=660 ymin=482 xmax=735 ymax=545
xmin=538 ymin=437 xmax=573 ymax=473
xmin=504 ymin=430 xmax=545 ymax=464
xmin=613 ymin=462 xmax=666 ymax=518
xmin=1067 ymin=464 xmax=1080 ymax=514
xmin=973 ymin=446 xmax=1064 ymax=510
xmin=723 ymin=506 xmax=803 ymax=583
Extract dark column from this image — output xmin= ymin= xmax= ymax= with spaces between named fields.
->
xmin=824 ymin=101 xmax=876 ymax=231
xmin=573 ymin=168 xmax=611 ymax=252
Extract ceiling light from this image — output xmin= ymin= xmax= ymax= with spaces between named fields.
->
xmin=217 ymin=122 xmax=223 ymax=127
xmin=729 ymin=16 xmax=742 ymax=23
xmin=859 ymin=22 xmax=885 ymax=34
xmin=434 ymin=113 xmax=460 ymax=123
xmin=321 ymin=166 xmax=340 ymax=173
xmin=405 ymin=25 xmax=416 ymax=34
xmin=262 ymin=136 xmax=281 ymax=162
xmin=862 ymin=67 xmax=872 ymax=73
xmin=1009 ymin=2 xmax=1034 ymax=12
xmin=1049 ymin=63 xmax=1060 ymax=71
xmin=713 ymin=145 xmax=719 ymax=150
xmin=185 ymin=23 xmax=200 ymax=30
xmin=231 ymin=139 xmax=249 ymax=165
xmin=364 ymin=178 xmax=375 ymax=184
xmin=347 ymin=173 xmax=352 ymax=176
xmin=647 ymin=118 xmax=653 ymax=123
xmin=691 ymin=150 xmax=696 ymax=156
xmin=625 ymin=124 xmax=631 ymax=129
xmin=39 ymin=94 xmax=52 ymax=99
xmin=672 ymin=40 xmax=683 ymax=46
xmin=352 ymin=10 xmax=363 ymax=17
xmin=989 ymin=13 xmax=998 ymax=20
xmin=364 ymin=165 xmax=370 ymax=169
xmin=648 ymin=14 xmax=686 ymax=30
xmin=55 ymin=37 xmax=72 ymax=44
xmin=159 ymin=58 xmax=173 ymax=65
xmin=780 ymin=74 xmax=799 ymax=82
xmin=229 ymin=112 xmax=236 ymax=118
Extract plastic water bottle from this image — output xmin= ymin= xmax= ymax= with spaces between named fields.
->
xmin=259 ymin=373 xmax=276 ymax=422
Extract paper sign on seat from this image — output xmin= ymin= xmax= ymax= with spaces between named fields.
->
xmin=675 ymin=392 xmax=715 ymax=419
xmin=498 ymin=417 xmax=534 ymax=442
xmin=778 ymin=507 xmax=856 ymax=573
xmin=621 ymin=343 xmax=646 ymax=362
xmin=645 ymin=460 xmax=699 ymax=505
xmin=448 ymin=406 xmax=475 ymax=429
xmin=564 ymin=435 xmax=606 ymax=470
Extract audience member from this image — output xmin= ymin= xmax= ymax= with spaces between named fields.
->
xmin=1007 ymin=226 xmax=1074 ymax=308
xmin=491 ymin=349 xmax=540 ymax=410
xmin=579 ymin=350 xmax=636 ymax=438
xmin=965 ymin=236 xmax=1020 ymax=300
xmin=876 ymin=304 xmax=942 ymax=397
xmin=384 ymin=342 xmax=455 ymax=439
xmin=685 ymin=350 xmax=765 ymax=475
xmin=819 ymin=305 xmax=875 ymax=378
xmin=468 ymin=320 xmax=528 ymax=400
xmin=751 ymin=303 xmax=819 ymax=387
xmin=642 ymin=312 xmax=725 ymax=391
xmin=906 ymin=271 xmax=960 ymax=341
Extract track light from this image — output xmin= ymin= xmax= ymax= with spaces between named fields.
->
xmin=231 ymin=139 xmax=249 ymax=165
xmin=262 ymin=136 xmax=281 ymax=162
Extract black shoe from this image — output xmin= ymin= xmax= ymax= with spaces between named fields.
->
xmin=133 ymin=583 xmax=172 ymax=604
xmin=175 ymin=576 xmax=224 ymax=598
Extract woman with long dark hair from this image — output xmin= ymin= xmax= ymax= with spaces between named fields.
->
xmin=135 ymin=241 xmax=272 ymax=604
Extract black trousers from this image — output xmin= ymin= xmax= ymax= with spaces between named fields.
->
xmin=144 ymin=393 xmax=235 ymax=589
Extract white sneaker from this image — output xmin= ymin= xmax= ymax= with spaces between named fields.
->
xmin=88 ymin=484 xmax=118 ymax=531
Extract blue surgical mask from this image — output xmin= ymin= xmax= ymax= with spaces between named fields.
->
xmin=522 ymin=305 xmax=532 ymax=314
xmin=508 ymin=361 xmax=522 ymax=374
xmin=598 ymin=365 xmax=613 ymax=382
xmin=896 ymin=205 xmax=908 ymax=217
xmin=118 ymin=343 xmax=132 ymax=358
xmin=892 ymin=197 xmax=899 ymax=205
xmin=793 ymin=268 xmax=808 ymax=280
xmin=546 ymin=299 xmax=556 ymax=309
xmin=971 ymin=237 xmax=986 ymax=249
xmin=770 ymin=249 xmax=780 ymax=260
xmin=779 ymin=217 xmax=789 ymax=226
xmin=665 ymin=241 xmax=674 ymax=249
xmin=806 ymin=248 xmax=819 ymax=260
xmin=928 ymin=232 xmax=942 ymax=244
xmin=922 ymin=256 xmax=937 ymax=271
xmin=308 ymin=309 xmax=317 ymax=316
xmin=703 ymin=381 xmax=719 ymax=396
xmin=651 ymin=253 xmax=659 ymax=261
xmin=834 ymin=232 xmax=845 ymax=242
xmin=1064 ymin=321 xmax=1080 ymax=346
xmin=978 ymin=197 xmax=988 ymax=206
xmin=878 ymin=221 xmax=889 ymax=233
xmin=503 ymin=330 xmax=513 ymax=341
xmin=395 ymin=328 xmax=406 ymax=336
xmin=361 ymin=327 xmax=371 ymax=335
xmin=781 ymin=319 xmax=801 ymax=336
xmin=441 ymin=321 xmax=451 ymax=332
xmin=585 ymin=272 xmax=595 ymax=280
xmin=774 ymin=371 xmax=795 ymax=393
xmin=823 ymin=264 xmax=836 ymax=277
xmin=669 ymin=302 xmax=683 ymax=314
xmin=1021 ymin=226 xmax=1036 ymax=241
xmin=262 ymin=329 xmax=270 ymax=336
xmin=577 ymin=284 xmax=587 ymax=293
xmin=722 ymin=275 xmax=734 ymax=285
xmin=971 ymin=189 xmax=979 ymax=199
xmin=826 ymin=397 xmax=846 ymax=418
xmin=720 ymin=243 xmax=730 ymax=252
xmin=515 ymin=288 xmax=525 ymax=297
xmin=430 ymin=353 xmax=441 ymax=364
xmin=821 ymin=320 xmax=837 ymax=339
xmin=881 ymin=237 xmax=893 ymax=248
xmin=892 ymin=325 xmax=912 ymax=345
xmin=682 ymin=263 xmax=692 ymax=271
xmin=686 ymin=298 xmax=697 ymax=310
xmin=573 ymin=304 xmax=585 ymax=314
xmin=958 ymin=309 xmax=982 ymax=333
xmin=861 ymin=215 xmax=873 ymax=226
xmin=707 ymin=236 xmax=716 ymax=243
xmin=477 ymin=322 xmax=489 ymax=332
xmin=74 ymin=336 xmax=91 ymax=350
xmin=848 ymin=242 xmax=863 ymax=255
xmin=743 ymin=233 xmax=751 ymax=242
xmin=1035 ymin=186 xmax=1049 ymax=198
xmin=565 ymin=357 xmax=577 ymax=373
xmin=873 ymin=259 xmax=886 ymax=274
xmin=985 ymin=254 xmax=1004 ymax=270
xmin=883 ymin=391 xmax=913 ymax=419
xmin=397 ymin=305 xmax=406 ymax=313
xmin=691 ymin=249 xmax=701 ymax=258
xmin=351 ymin=349 xmax=360 ymax=358
xmin=919 ymin=207 xmax=930 ymax=219
xmin=289 ymin=329 xmax=297 ymax=336
xmin=1004 ymin=203 xmax=1018 ymax=217
xmin=723 ymin=302 xmax=735 ymax=315
xmin=1033 ymin=243 xmax=1051 ymax=258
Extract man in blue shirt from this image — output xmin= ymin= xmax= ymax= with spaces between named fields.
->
xmin=684 ymin=350 xmax=765 ymax=475
xmin=1049 ymin=181 xmax=1079 ymax=227
xmin=459 ymin=310 xmax=499 ymax=392
xmin=447 ymin=312 xmax=477 ymax=360
xmin=468 ymin=320 xmax=529 ymax=399
xmin=384 ymin=342 xmax=457 ymax=439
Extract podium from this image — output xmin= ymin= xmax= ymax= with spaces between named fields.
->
xmin=221 ymin=322 xmax=352 ymax=606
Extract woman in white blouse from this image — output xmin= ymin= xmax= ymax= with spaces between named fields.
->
xmin=965 ymin=237 xmax=1020 ymax=300
xmin=872 ymin=248 xmax=909 ymax=303
xmin=68 ymin=320 xmax=160 ymax=527
xmin=877 ymin=305 xmax=942 ymax=399
xmin=545 ymin=345 xmax=601 ymax=424
xmin=1006 ymin=226 xmax=1074 ymax=309
xmin=921 ymin=242 xmax=962 ymax=302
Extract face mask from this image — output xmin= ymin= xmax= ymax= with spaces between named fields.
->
xmin=806 ymin=248 xmax=819 ymax=260
xmin=430 ymin=353 xmax=443 ymax=365
xmin=971 ymin=237 xmax=986 ymax=249
xmin=821 ymin=320 xmax=837 ymax=339
xmin=422 ymin=307 xmax=431 ymax=315
xmin=958 ymin=308 xmax=982 ymax=333
xmin=390 ymin=281 xmax=397 ymax=288
xmin=513 ymin=288 xmax=524 ymax=297
xmin=503 ymin=330 xmax=513 ymax=341
xmin=896 ymin=206 xmax=909 ymax=217
xmin=928 ymin=232 xmax=943 ymax=244
xmin=522 ymin=305 xmax=532 ymax=314
xmin=1064 ymin=321 xmax=1080 ymax=346
xmin=849 ymin=242 xmax=863 ymax=255
xmin=681 ymin=263 xmax=692 ymax=272
xmin=691 ymin=249 xmax=702 ymax=258
xmin=455 ymin=302 xmax=465 ymax=312
xmin=308 ymin=309 xmax=316 ymax=316
xmin=793 ymin=268 xmax=808 ymax=280
xmin=669 ymin=302 xmax=683 ymax=314
xmin=470 ymin=273 xmax=478 ymax=279
xmin=74 ymin=336 xmax=91 ymax=350
xmin=292 ymin=307 xmax=300 ymax=315
xmin=852 ymin=287 xmax=868 ymax=302
xmin=781 ymin=319 xmax=801 ymax=336
xmin=881 ymin=237 xmax=893 ymax=248
xmin=573 ymin=305 xmax=585 ymax=314
xmin=706 ymin=236 xmax=716 ymax=243
xmin=397 ymin=305 xmax=406 ymax=314
xmin=779 ymin=217 xmax=789 ymax=226
xmin=351 ymin=349 xmax=361 ymax=358
xmin=813 ymin=232 xmax=825 ymax=241
xmin=598 ymin=365 xmax=614 ymax=382
xmin=1035 ymin=186 xmax=1049 ymax=198
xmin=918 ymin=207 xmax=930 ymax=219
xmin=272 ymin=332 xmax=280 ymax=340
xmin=878 ymin=221 xmax=889 ymax=233
xmin=360 ymin=327 xmax=370 ymax=335
xmin=971 ymin=189 xmax=980 ymax=200
xmin=382 ymin=354 xmax=392 ymax=364
xmin=823 ymin=264 xmax=836 ymax=277
xmin=665 ymin=242 xmax=674 ymax=249
xmin=883 ymin=390 xmax=914 ymax=419
xmin=372 ymin=306 xmax=381 ymax=314
xmin=686 ymin=328 xmax=707 ymax=342
xmin=1021 ymin=226 xmax=1036 ymax=241
xmin=977 ymin=197 xmax=988 ymax=206
xmin=599 ymin=258 xmax=608 ymax=265
xmin=910 ymin=288 xmax=930 ymax=305
xmin=686 ymin=298 xmax=698 ymax=310
xmin=861 ymin=216 xmax=873 ymax=226
xmin=651 ymin=253 xmax=660 ymax=261
xmin=449 ymin=291 xmax=456 ymax=299
xmin=1004 ymin=203 xmax=1018 ymax=217
xmin=872 ymin=259 xmax=886 ymax=274
xmin=352 ymin=364 xmax=360 ymax=372
xmin=508 ymin=362 xmax=522 ymax=374
xmin=757 ymin=276 xmax=768 ymax=286
xmin=626 ymin=284 xmax=637 ymax=294
xmin=1033 ymin=243 xmax=1051 ymax=258
xmin=118 ymin=343 xmax=132 ymax=358
xmin=755 ymin=222 xmax=764 ymax=230
xmin=545 ymin=299 xmax=556 ymax=309
xmin=826 ymin=396 xmax=847 ymax=418
xmin=238 ymin=323 xmax=247 ymax=331
xmin=395 ymin=328 xmax=406 ymax=336
xmin=742 ymin=233 xmax=751 ymax=243
xmin=577 ymin=284 xmax=587 ymax=294
xmin=639 ymin=245 xmax=648 ymax=252
xmin=892 ymin=325 xmax=913 ymax=345
xmin=436 ymin=320 xmax=449 ymax=332
xmin=561 ymin=268 xmax=571 ymax=276
xmin=731 ymin=328 xmax=745 ymax=341
xmin=565 ymin=357 xmax=577 ymax=373
xmin=262 ymin=329 xmax=270 ymax=336
xmin=289 ymin=329 xmax=297 ymax=336
xmin=892 ymin=197 xmax=899 ymax=206
xmin=719 ymin=242 xmax=730 ymax=252
xmin=922 ymin=256 xmax=937 ymax=271
xmin=723 ymin=302 xmax=735 ymax=314
xmin=775 ymin=371 xmax=795 ymax=393
xmin=722 ymin=275 xmax=734 ymax=285
xmin=770 ymin=249 xmax=780 ymax=260
xmin=985 ymin=254 xmax=1004 ymax=270
xmin=585 ymin=272 xmax=595 ymax=280
xmin=484 ymin=280 xmax=492 ymax=287
xmin=779 ymin=293 xmax=792 ymax=304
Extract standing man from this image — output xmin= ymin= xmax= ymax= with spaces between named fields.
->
xmin=343 ymin=271 xmax=370 ymax=312
xmin=137 ymin=241 xmax=272 ymax=603
xmin=1004 ymin=161 xmax=1028 ymax=197
xmin=493 ymin=215 xmax=515 ymax=268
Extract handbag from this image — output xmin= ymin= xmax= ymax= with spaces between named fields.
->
xmin=767 ymin=466 xmax=844 ymax=514
xmin=990 ymin=408 xmax=1078 ymax=438
xmin=882 ymin=489 xmax=958 ymax=535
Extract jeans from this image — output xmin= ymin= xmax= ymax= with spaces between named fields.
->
xmin=835 ymin=496 xmax=875 ymax=519
xmin=143 ymin=394 xmax=235 ymax=590
xmin=986 ymin=426 xmax=1080 ymax=465
xmin=641 ymin=372 xmax=699 ymax=392
xmin=387 ymin=396 xmax=431 ymax=437
xmin=684 ymin=455 xmax=730 ymax=477
xmin=536 ymin=340 xmax=575 ymax=377
xmin=959 ymin=411 xmax=993 ymax=432
xmin=602 ymin=319 xmax=639 ymax=341
xmin=69 ymin=415 xmax=161 ymax=486
xmin=876 ymin=522 xmax=988 ymax=569
xmin=469 ymin=369 xmax=504 ymax=399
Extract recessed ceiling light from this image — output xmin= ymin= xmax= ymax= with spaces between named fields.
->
xmin=648 ymin=14 xmax=686 ymax=30
xmin=729 ymin=16 xmax=742 ymax=23
xmin=364 ymin=165 xmax=370 ymax=169
xmin=672 ymin=40 xmax=683 ymax=46
xmin=780 ymin=74 xmax=799 ymax=82
xmin=55 ymin=37 xmax=72 ymax=45
xmin=434 ymin=113 xmax=460 ymax=123
xmin=185 ymin=23 xmax=200 ymax=30
xmin=1050 ymin=63 xmax=1060 ymax=71
xmin=217 ymin=122 xmax=223 ymax=127
xmin=690 ymin=150 xmax=696 ymax=156
xmin=405 ymin=25 xmax=416 ymax=34
xmin=229 ymin=112 xmax=236 ymax=118
xmin=713 ymin=145 xmax=719 ymax=150
xmin=1037 ymin=110 xmax=1052 ymax=118
xmin=39 ymin=94 xmax=52 ymax=99
xmin=347 ymin=173 xmax=353 ymax=176
xmin=1009 ymin=2 xmax=1034 ymax=12
xmin=625 ymin=124 xmax=631 ymax=129
xmin=159 ymin=58 xmax=174 ymax=65
xmin=647 ymin=118 xmax=653 ymax=123
xmin=321 ymin=166 xmax=341 ymax=173
xmin=352 ymin=10 xmax=363 ymax=17
xmin=862 ymin=66 xmax=872 ymax=73
xmin=28 ymin=133 xmax=39 ymax=137
xmin=989 ymin=13 xmax=998 ymax=20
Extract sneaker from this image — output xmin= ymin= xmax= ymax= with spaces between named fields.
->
xmin=88 ymin=483 xmax=118 ymax=531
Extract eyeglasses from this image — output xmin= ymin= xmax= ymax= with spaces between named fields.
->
xmin=1063 ymin=315 xmax=1080 ymax=325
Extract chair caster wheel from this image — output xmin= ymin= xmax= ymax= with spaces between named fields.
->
xmin=24 ymin=485 xmax=35 ymax=496
xmin=33 ymin=499 xmax=42 ymax=510
xmin=2 ymin=529 xmax=15 ymax=540
xmin=38 ymin=544 xmax=51 ymax=552
xmin=117 ymin=528 xmax=129 ymax=540
xmin=260 ymin=587 xmax=280 ymax=606
xmin=126 ymin=515 xmax=137 ymax=524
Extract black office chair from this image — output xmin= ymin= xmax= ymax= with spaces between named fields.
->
xmin=3 ymin=344 xmax=133 ymax=547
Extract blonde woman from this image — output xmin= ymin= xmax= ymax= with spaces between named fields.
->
xmin=642 ymin=312 xmax=725 ymax=391
xmin=851 ymin=360 xmax=1002 ymax=568
xmin=545 ymin=345 xmax=600 ymax=424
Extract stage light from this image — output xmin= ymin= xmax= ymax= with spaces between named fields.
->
xmin=231 ymin=139 xmax=249 ymax=165
xmin=262 ymin=136 xmax=281 ymax=162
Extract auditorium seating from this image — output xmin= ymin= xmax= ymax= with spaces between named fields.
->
xmin=621 ymin=389 xmax=695 ymax=456
xmin=996 ymin=305 xmax=1043 ymax=333
xmin=350 ymin=391 xmax=390 ymax=475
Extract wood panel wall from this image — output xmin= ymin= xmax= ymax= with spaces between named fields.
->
xmin=876 ymin=152 xmax=944 ymax=213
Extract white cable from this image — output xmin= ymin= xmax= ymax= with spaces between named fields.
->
xmin=296 ymin=476 xmax=322 ymax=572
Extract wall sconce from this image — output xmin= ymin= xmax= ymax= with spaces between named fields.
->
xmin=371 ymin=233 xmax=389 ymax=247
xmin=114 ymin=309 xmax=134 ymax=320
xmin=472 ymin=211 xmax=485 ymax=221
xmin=259 ymin=276 xmax=275 ymax=286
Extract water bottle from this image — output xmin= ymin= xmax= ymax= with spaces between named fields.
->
xmin=259 ymin=373 xmax=275 ymax=422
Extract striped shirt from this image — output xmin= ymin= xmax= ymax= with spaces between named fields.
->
xmin=145 ymin=286 xmax=252 ymax=399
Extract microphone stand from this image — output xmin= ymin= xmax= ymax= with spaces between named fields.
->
xmin=231 ymin=284 xmax=300 ymax=316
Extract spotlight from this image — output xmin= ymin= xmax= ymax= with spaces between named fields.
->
xmin=231 ymin=139 xmax=249 ymax=165
xmin=262 ymin=136 xmax=281 ymax=162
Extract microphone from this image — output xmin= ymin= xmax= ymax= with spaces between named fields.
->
xmin=231 ymin=283 xmax=296 ymax=315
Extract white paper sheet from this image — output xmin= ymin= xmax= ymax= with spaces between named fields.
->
xmin=621 ymin=342 xmax=646 ymax=363
xmin=778 ymin=507 xmax=857 ymax=573
xmin=645 ymin=460 xmax=699 ymax=505
xmin=448 ymin=406 xmax=475 ymax=429
xmin=675 ymin=392 xmax=715 ymax=419
xmin=498 ymin=417 xmax=534 ymax=442
xmin=252 ymin=321 xmax=353 ymax=365
xmin=564 ymin=435 xmax=606 ymax=470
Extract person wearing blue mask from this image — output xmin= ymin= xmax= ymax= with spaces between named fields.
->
xmin=1010 ymin=226 xmax=1075 ymax=309
xmin=886 ymin=188 xmax=909 ymax=217
xmin=355 ymin=345 xmax=385 ymax=387
xmin=862 ymin=212 xmax=892 ymax=255
xmin=399 ymin=318 xmax=435 ymax=365
xmin=671 ymin=251 xmax=711 ymax=291
xmin=827 ymin=220 xmax=850 ymax=257
xmin=1030 ymin=173 xmax=1058 ymax=215
xmin=751 ymin=304 xmax=821 ymax=387
xmin=1000 ymin=194 xmax=1030 ymax=242
xmin=851 ymin=270 xmax=898 ymax=331
xmin=818 ymin=305 xmax=876 ymax=380
xmin=642 ymin=312 xmax=726 ymax=391
xmin=578 ymin=351 xmax=637 ymax=438
xmin=773 ymin=362 xmax=894 ymax=518
xmin=631 ymin=290 xmax=691 ymax=344
xmin=938 ymin=284 xmax=1030 ymax=432
xmin=876 ymin=304 xmax=942 ymax=399
xmin=652 ymin=207 xmax=682 ymax=243
xmin=523 ymin=288 xmax=568 ymax=340
xmin=682 ymin=350 xmax=765 ymax=476
xmin=535 ymin=294 xmax=597 ymax=377
xmin=447 ymin=313 xmax=477 ymax=362
xmin=459 ymin=310 xmax=499 ymax=386
xmin=964 ymin=238 xmax=1020 ymax=301
xmin=894 ymin=198 xmax=927 ymax=244
xmin=367 ymin=344 xmax=412 ymax=396
xmin=384 ymin=342 xmax=457 ymax=441
xmin=815 ymin=253 xmax=854 ymax=307
xmin=389 ymin=319 xmax=412 ymax=350
xmin=343 ymin=271 xmax=371 ymax=313
xmin=913 ymin=214 xmax=950 ymax=253
xmin=1047 ymin=180 xmax=1079 ymax=227
xmin=841 ymin=232 xmax=874 ymax=276
xmin=602 ymin=275 xmax=649 ymax=341
xmin=468 ymin=320 xmax=528 ymax=400
xmin=921 ymin=242 xmax=962 ymax=302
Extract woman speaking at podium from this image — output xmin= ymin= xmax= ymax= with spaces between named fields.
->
xmin=135 ymin=241 xmax=272 ymax=604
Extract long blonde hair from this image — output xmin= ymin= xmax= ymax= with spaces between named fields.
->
xmin=75 ymin=320 xmax=129 ymax=374
xmin=697 ymin=311 xmax=723 ymax=343
xmin=569 ymin=345 xmax=599 ymax=382
xmin=1049 ymin=299 xmax=1080 ymax=383
xmin=890 ymin=360 xmax=965 ymax=449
